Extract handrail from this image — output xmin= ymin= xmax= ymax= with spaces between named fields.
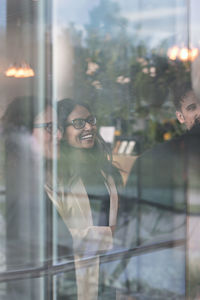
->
xmin=0 ymin=238 xmax=185 ymax=282
xmin=121 ymin=194 xmax=200 ymax=216
xmin=121 ymin=194 xmax=186 ymax=214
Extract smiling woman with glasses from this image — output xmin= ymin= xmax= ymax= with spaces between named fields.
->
xmin=52 ymin=98 xmax=122 ymax=300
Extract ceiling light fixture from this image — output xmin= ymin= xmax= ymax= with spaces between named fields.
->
xmin=167 ymin=46 xmax=199 ymax=62
xmin=5 ymin=63 xmax=35 ymax=78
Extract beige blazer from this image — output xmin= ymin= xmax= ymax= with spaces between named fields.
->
xmin=46 ymin=173 xmax=118 ymax=300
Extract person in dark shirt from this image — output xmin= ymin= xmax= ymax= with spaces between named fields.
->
xmin=115 ymin=120 xmax=200 ymax=299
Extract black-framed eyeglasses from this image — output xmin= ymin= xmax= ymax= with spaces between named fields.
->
xmin=34 ymin=122 xmax=61 ymax=135
xmin=65 ymin=116 xmax=96 ymax=129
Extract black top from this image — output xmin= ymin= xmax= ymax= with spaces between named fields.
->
xmin=81 ymin=169 xmax=110 ymax=226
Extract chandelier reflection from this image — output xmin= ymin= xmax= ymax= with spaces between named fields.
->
xmin=167 ymin=46 xmax=199 ymax=62
xmin=5 ymin=64 xmax=35 ymax=78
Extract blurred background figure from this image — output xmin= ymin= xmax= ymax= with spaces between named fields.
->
xmin=1 ymin=96 xmax=77 ymax=300
xmin=173 ymin=85 xmax=200 ymax=130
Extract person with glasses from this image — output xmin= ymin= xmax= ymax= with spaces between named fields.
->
xmin=33 ymin=109 xmax=62 ymax=160
xmin=2 ymin=96 xmax=62 ymax=159
xmin=2 ymin=96 xmax=77 ymax=300
xmin=51 ymin=98 xmax=121 ymax=300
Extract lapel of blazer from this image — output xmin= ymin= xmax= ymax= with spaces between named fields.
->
xmin=68 ymin=175 xmax=119 ymax=228
xmin=46 ymin=174 xmax=118 ymax=229
xmin=45 ymin=180 xmax=93 ymax=229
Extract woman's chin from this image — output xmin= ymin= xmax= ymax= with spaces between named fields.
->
xmin=80 ymin=139 xmax=95 ymax=149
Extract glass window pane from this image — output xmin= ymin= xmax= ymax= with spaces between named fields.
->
xmin=1 ymin=0 xmax=200 ymax=299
